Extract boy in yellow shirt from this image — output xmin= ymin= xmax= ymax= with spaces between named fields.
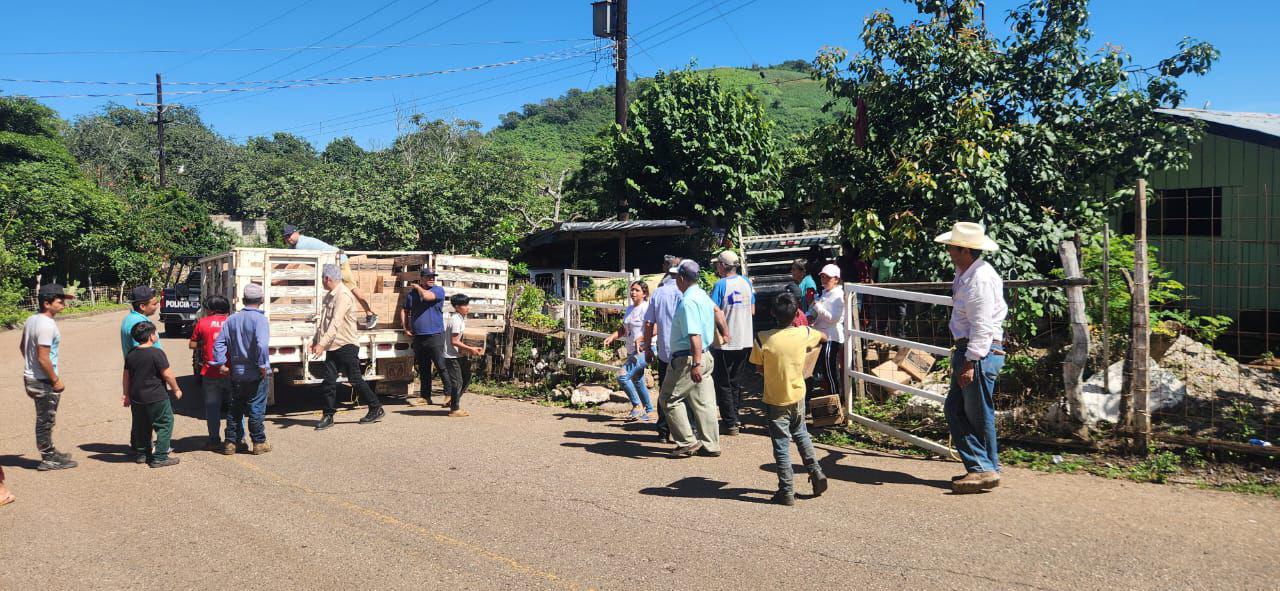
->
xmin=750 ymin=292 xmax=829 ymax=506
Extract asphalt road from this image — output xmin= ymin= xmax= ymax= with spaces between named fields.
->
xmin=1 ymin=311 xmax=1277 ymax=590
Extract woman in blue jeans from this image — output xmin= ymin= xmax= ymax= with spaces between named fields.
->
xmin=603 ymin=281 xmax=653 ymax=422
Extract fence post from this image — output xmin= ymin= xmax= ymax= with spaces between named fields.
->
xmin=1058 ymin=240 xmax=1091 ymax=438
xmin=501 ymin=284 xmax=526 ymax=378
xmin=1101 ymin=222 xmax=1111 ymax=394
xmin=845 ymin=288 xmax=864 ymax=408
xmin=1131 ymin=178 xmax=1152 ymax=451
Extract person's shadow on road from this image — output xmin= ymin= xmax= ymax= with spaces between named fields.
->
xmin=560 ymin=430 xmax=669 ymax=459
xmin=640 ymin=476 xmax=773 ymax=504
xmin=811 ymin=449 xmax=952 ymax=491
xmin=0 ymin=455 xmax=41 ymax=470
xmin=79 ymin=436 xmax=208 ymax=463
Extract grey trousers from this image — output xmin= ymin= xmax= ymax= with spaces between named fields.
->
xmin=659 ymin=354 xmax=721 ymax=453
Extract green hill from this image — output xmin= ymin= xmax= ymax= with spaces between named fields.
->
xmin=488 ymin=64 xmax=832 ymax=175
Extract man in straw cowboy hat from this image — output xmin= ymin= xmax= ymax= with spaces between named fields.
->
xmin=935 ymin=221 xmax=1008 ymax=494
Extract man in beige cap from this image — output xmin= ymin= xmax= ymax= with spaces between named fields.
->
xmin=935 ymin=221 xmax=1007 ymax=493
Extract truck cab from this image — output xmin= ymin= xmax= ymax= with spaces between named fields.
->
xmin=159 ymin=256 xmax=203 ymax=337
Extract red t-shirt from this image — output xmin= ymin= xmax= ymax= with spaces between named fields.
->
xmin=191 ymin=314 xmax=228 ymax=377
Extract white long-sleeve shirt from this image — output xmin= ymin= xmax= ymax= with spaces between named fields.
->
xmin=810 ymin=286 xmax=845 ymax=344
xmin=949 ymin=259 xmax=1007 ymax=361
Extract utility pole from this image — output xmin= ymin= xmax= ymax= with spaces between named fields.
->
xmin=139 ymin=73 xmax=170 ymax=188
xmin=614 ymin=0 xmax=629 ymax=221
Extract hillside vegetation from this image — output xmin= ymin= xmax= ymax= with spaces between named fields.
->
xmin=489 ymin=64 xmax=832 ymax=175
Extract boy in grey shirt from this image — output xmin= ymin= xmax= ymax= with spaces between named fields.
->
xmin=20 ymin=284 xmax=77 ymax=471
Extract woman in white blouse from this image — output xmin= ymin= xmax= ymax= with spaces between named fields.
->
xmin=603 ymin=281 xmax=654 ymax=422
xmin=807 ymin=264 xmax=846 ymax=395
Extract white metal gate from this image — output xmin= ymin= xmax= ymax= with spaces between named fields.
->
xmin=563 ymin=268 xmax=640 ymax=374
xmin=842 ymin=283 xmax=956 ymax=456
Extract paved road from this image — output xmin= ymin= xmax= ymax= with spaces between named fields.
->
xmin=1 ymin=311 xmax=1277 ymax=590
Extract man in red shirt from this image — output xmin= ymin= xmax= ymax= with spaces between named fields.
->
xmin=190 ymin=295 xmax=232 ymax=451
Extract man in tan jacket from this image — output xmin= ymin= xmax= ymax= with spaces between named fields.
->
xmin=312 ymin=264 xmax=384 ymax=430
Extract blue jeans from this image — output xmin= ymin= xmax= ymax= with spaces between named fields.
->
xmin=944 ymin=349 xmax=1004 ymax=473
xmin=617 ymin=354 xmax=652 ymax=412
xmin=767 ymin=400 xmax=822 ymax=494
xmin=202 ymin=377 xmax=233 ymax=443
xmin=227 ymin=378 xmax=269 ymax=444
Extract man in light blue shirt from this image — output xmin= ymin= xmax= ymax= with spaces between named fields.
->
xmin=121 ymin=286 xmax=163 ymax=357
xmin=660 ymin=260 xmax=728 ymax=458
xmin=212 ymin=282 xmax=272 ymax=454
xmin=282 ymin=223 xmax=378 ymax=329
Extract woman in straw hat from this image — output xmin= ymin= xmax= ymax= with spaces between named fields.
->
xmin=935 ymin=222 xmax=1008 ymax=494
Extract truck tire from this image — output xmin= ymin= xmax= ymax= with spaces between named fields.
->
xmin=164 ymin=322 xmax=185 ymax=338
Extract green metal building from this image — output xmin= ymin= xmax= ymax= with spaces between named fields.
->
xmin=1125 ymin=109 xmax=1279 ymax=354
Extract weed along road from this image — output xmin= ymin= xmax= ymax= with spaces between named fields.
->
xmin=0 ymin=310 xmax=1275 ymax=590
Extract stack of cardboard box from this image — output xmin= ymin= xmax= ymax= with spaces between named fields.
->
xmin=867 ymin=347 xmax=937 ymax=398
xmin=348 ymin=255 xmax=405 ymax=329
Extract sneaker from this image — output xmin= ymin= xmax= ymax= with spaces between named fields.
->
xmin=251 ymin=442 xmax=272 ymax=455
xmin=365 ymin=314 xmax=379 ymax=330
xmin=203 ymin=441 xmax=223 ymax=452
xmin=133 ymin=454 xmax=148 ymax=464
xmin=636 ymin=412 xmax=654 ymax=423
xmin=359 ymin=408 xmax=386 ymax=424
xmin=624 ymin=408 xmax=644 ymax=422
xmin=771 ymin=490 xmax=796 ymax=506
xmin=668 ymin=441 xmax=703 ymax=458
xmin=447 ymin=409 xmax=470 ymax=418
xmin=697 ymin=447 xmax=721 ymax=458
xmin=810 ymin=472 xmax=829 ymax=497
xmin=723 ymin=424 xmax=741 ymax=436
xmin=149 ymin=457 xmax=180 ymax=468
xmin=37 ymin=457 xmax=78 ymax=471
xmin=221 ymin=442 xmax=238 ymax=456
xmin=315 ymin=414 xmax=335 ymax=431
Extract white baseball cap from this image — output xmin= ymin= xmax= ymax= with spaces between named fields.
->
xmin=714 ymin=250 xmax=740 ymax=266
xmin=819 ymin=264 xmax=841 ymax=279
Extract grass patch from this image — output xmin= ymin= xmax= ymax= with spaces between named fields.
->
xmin=1197 ymin=480 xmax=1280 ymax=499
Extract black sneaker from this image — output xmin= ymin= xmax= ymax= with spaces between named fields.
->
xmin=668 ymin=442 xmax=702 ymax=458
xmin=697 ymin=447 xmax=722 ymax=457
xmin=359 ymin=407 xmax=385 ymax=424
xmin=365 ymin=314 xmax=379 ymax=330
xmin=37 ymin=457 xmax=78 ymax=471
xmin=315 ymin=414 xmax=335 ymax=430
xmin=771 ymin=490 xmax=795 ymax=506
xmin=810 ymin=472 xmax=829 ymax=497
xmin=149 ymin=457 xmax=180 ymax=468
xmin=133 ymin=454 xmax=148 ymax=464
xmin=724 ymin=424 xmax=741 ymax=436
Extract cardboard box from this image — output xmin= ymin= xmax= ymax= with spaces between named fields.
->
xmin=894 ymin=348 xmax=936 ymax=381
xmin=870 ymin=360 xmax=913 ymax=389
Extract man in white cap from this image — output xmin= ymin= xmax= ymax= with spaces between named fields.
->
xmin=934 ymin=221 xmax=1007 ymax=494
xmin=212 ymin=282 xmax=272 ymax=455
xmin=709 ymin=249 xmax=754 ymax=436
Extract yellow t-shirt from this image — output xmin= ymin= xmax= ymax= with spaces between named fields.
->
xmin=749 ymin=326 xmax=823 ymax=406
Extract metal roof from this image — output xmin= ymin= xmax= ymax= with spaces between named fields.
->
xmin=1156 ymin=108 xmax=1280 ymax=141
xmin=521 ymin=219 xmax=695 ymax=249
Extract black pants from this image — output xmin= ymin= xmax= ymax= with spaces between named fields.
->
xmin=444 ymin=357 xmax=471 ymax=411
xmin=321 ymin=344 xmax=382 ymax=415
xmin=712 ymin=348 xmax=751 ymax=428
xmin=654 ymin=358 xmax=669 ymax=436
xmin=413 ymin=333 xmax=451 ymax=402
xmin=815 ymin=341 xmax=844 ymax=396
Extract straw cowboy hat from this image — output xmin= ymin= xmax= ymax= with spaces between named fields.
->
xmin=934 ymin=221 xmax=999 ymax=252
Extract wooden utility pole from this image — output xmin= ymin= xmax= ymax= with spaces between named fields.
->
xmin=140 ymin=73 xmax=170 ymax=188
xmin=1059 ymin=240 xmax=1090 ymax=439
xmin=614 ymin=0 xmax=629 ymax=221
xmin=1131 ymin=178 xmax=1152 ymax=450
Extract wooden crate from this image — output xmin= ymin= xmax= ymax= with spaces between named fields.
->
xmin=436 ymin=255 xmax=509 ymax=329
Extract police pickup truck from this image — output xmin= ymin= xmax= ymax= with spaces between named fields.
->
xmin=158 ymin=256 xmax=203 ymax=337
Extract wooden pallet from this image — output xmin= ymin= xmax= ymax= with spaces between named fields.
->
xmin=436 ymin=254 xmax=509 ymax=329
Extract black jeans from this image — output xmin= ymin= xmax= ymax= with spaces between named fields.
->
xmin=712 ymin=348 xmax=751 ymax=428
xmin=444 ymin=357 xmax=471 ymax=411
xmin=321 ymin=344 xmax=382 ymax=415
xmin=413 ymin=333 xmax=450 ymax=402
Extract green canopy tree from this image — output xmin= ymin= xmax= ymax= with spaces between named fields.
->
xmin=570 ymin=68 xmax=782 ymax=229
xmin=808 ymin=0 xmax=1217 ymax=282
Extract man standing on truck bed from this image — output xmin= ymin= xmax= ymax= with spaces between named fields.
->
xmin=400 ymin=268 xmax=450 ymax=406
xmin=281 ymin=224 xmax=379 ymax=330
xmin=313 ymin=264 xmax=385 ymax=429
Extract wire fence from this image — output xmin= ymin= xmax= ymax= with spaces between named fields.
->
xmin=16 ymin=284 xmax=131 ymax=311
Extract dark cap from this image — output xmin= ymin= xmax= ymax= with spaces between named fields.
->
xmin=130 ymin=285 xmax=157 ymax=304
xmin=420 ymin=268 xmax=438 ymax=278
xmin=281 ymin=224 xmax=299 ymax=238
xmin=37 ymin=284 xmax=75 ymax=300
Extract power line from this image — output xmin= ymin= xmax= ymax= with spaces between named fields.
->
xmin=197 ymin=0 xmax=497 ymax=109
xmin=0 ymin=38 xmax=599 ymax=57
xmin=164 ymin=0 xmax=321 ymax=74
xmin=711 ymin=0 xmax=757 ymax=66
xmin=181 ymin=0 xmax=405 ymax=106
xmin=11 ymin=48 xmax=601 ymax=99
xmin=636 ymin=0 xmax=763 ymax=53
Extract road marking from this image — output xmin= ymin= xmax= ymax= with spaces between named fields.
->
xmin=228 ymin=456 xmax=593 ymax=590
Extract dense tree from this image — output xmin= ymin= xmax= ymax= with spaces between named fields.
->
xmin=808 ymin=0 xmax=1217 ymax=282
xmin=569 ymin=68 xmax=783 ymax=229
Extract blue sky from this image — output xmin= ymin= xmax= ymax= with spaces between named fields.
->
xmin=3 ymin=0 xmax=1277 ymax=149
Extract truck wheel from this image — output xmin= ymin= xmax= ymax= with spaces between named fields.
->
xmin=164 ymin=322 xmax=184 ymax=338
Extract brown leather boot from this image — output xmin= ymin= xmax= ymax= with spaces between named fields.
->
xmin=952 ymin=471 xmax=1000 ymax=494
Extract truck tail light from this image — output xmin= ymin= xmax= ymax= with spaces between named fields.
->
xmin=277 ymin=347 xmax=296 ymax=355
xmin=377 ymin=344 xmax=393 ymax=351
